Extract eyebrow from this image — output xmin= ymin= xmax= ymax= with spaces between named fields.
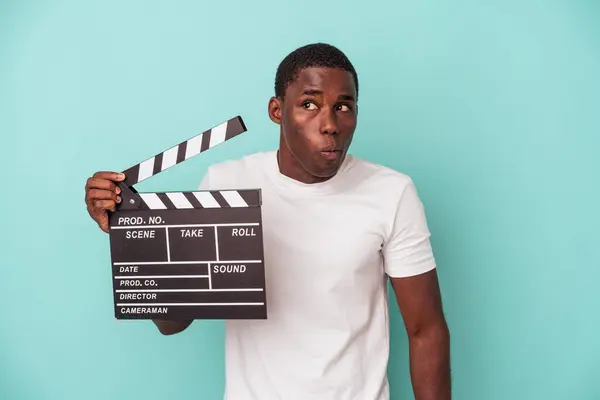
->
xmin=302 ymin=89 xmax=322 ymax=96
xmin=301 ymin=89 xmax=355 ymax=102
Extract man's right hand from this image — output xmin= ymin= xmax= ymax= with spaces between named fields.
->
xmin=85 ymin=171 xmax=126 ymax=233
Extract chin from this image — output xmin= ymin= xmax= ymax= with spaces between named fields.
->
xmin=312 ymin=164 xmax=341 ymax=179
xmin=300 ymin=152 xmax=346 ymax=180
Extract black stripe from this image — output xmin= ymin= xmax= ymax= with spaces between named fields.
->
xmin=238 ymin=189 xmax=261 ymax=207
xmin=115 ymin=304 xmax=266 ymax=320
xmin=122 ymin=164 xmax=140 ymax=186
xmin=183 ymin=192 xmax=203 ymax=209
xmin=112 ymin=263 xmax=209 ymax=276
xmin=176 ymin=141 xmax=187 ymax=164
xmin=156 ymin=193 xmax=176 ymax=209
xmin=200 ymin=129 xmax=211 ymax=152
xmin=115 ymin=290 xmax=265 ymax=304
xmin=225 ymin=116 xmax=247 ymax=140
xmin=153 ymin=153 xmax=163 ymax=175
xmin=209 ymin=191 xmax=229 ymax=208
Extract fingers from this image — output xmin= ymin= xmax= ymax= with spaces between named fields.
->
xmin=87 ymin=188 xmax=121 ymax=204
xmin=92 ymin=171 xmax=126 ymax=182
xmin=86 ymin=177 xmax=121 ymax=193
xmin=92 ymin=199 xmax=118 ymax=212
xmin=85 ymin=171 xmax=126 ymax=233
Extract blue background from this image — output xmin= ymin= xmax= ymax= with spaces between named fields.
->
xmin=1 ymin=1 xmax=599 ymax=399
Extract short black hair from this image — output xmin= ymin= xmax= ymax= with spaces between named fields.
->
xmin=274 ymin=43 xmax=359 ymax=99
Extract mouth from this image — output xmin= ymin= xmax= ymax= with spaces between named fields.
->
xmin=321 ymin=144 xmax=341 ymax=152
xmin=320 ymin=148 xmax=341 ymax=160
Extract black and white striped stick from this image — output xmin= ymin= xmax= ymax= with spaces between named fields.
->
xmin=137 ymin=189 xmax=261 ymax=210
xmin=121 ymin=116 xmax=246 ymax=188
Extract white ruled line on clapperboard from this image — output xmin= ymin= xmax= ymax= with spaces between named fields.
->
xmin=106 ymin=116 xmax=267 ymax=320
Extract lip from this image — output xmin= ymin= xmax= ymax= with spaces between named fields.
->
xmin=320 ymin=149 xmax=341 ymax=160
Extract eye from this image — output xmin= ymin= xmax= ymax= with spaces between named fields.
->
xmin=302 ymin=101 xmax=318 ymax=110
xmin=336 ymin=104 xmax=352 ymax=112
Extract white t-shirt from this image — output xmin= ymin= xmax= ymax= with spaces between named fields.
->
xmin=198 ymin=150 xmax=436 ymax=400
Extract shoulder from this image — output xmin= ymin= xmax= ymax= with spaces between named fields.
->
xmin=345 ymin=155 xmax=416 ymax=197
xmin=199 ymin=151 xmax=274 ymax=189
xmin=344 ymin=156 xmax=432 ymax=247
xmin=344 ymin=155 xmax=428 ymax=223
xmin=207 ymin=151 xmax=272 ymax=175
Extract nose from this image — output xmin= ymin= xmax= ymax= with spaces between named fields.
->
xmin=320 ymin=108 xmax=338 ymax=135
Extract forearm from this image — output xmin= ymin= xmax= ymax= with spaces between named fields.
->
xmin=408 ymin=322 xmax=451 ymax=400
xmin=152 ymin=319 xmax=193 ymax=335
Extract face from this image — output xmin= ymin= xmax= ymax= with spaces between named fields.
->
xmin=268 ymin=66 xmax=358 ymax=183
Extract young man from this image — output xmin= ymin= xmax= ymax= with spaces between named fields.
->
xmin=85 ymin=43 xmax=450 ymax=400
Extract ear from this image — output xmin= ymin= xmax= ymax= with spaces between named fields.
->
xmin=268 ymin=96 xmax=282 ymax=125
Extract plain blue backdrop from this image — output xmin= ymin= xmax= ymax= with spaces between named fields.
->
xmin=1 ymin=1 xmax=599 ymax=399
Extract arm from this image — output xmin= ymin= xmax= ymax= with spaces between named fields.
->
xmin=85 ymin=171 xmax=196 ymax=335
xmin=152 ymin=320 xmax=193 ymax=335
xmin=380 ymin=178 xmax=451 ymax=399
xmin=390 ymin=270 xmax=450 ymax=400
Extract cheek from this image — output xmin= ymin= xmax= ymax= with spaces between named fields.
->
xmin=300 ymin=121 xmax=331 ymax=150
xmin=284 ymin=110 xmax=355 ymax=150
xmin=340 ymin=116 xmax=357 ymax=139
xmin=339 ymin=113 xmax=357 ymax=129
xmin=288 ymin=113 xmax=319 ymax=142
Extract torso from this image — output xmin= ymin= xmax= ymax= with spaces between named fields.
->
xmin=199 ymin=150 xmax=426 ymax=400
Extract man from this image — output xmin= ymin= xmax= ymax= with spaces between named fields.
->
xmin=85 ymin=43 xmax=450 ymax=400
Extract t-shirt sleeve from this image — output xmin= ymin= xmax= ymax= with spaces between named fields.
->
xmin=197 ymin=166 xmax=212 ymax=190
xmin=382 ymin=179 xmax=437 ymax=278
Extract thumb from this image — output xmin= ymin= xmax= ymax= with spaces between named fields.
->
xmin=99 ymin=215 xmax=109 ymax=233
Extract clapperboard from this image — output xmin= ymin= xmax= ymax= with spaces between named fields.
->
xmin=107 ymin=116 xmax=267 ymax=320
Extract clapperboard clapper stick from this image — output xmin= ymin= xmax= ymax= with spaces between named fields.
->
xmin=107 ymin=116 xmax=267 ymax=320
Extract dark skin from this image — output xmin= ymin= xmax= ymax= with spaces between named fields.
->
xmin=84 ymin=66 xmax=450 ymax=399
xmin=84 ymin=172 xmax=193 ymax=334
xmin=270 ymin=67 xmax=451 ymax=399
xmin=268 ymin=67 xmax=357 ymax=182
